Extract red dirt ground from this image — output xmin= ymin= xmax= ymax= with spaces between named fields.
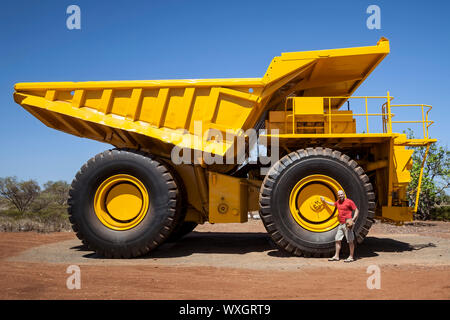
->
xmin=0 ymin=221 xmax=449 ymax=300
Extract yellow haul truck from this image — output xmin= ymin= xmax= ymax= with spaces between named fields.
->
xmin=13 ymin=38 xmax=435 ymax=258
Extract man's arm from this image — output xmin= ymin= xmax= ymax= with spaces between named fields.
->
xmin=352 ymin=207 xmax=359 ymax=222
xmin=320 ymin=197 xmax=335 ymax=206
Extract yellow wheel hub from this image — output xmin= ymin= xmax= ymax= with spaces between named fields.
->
xmin=94 ymin=174 xmax=149 ymax=231
xmin=289 ymin=174 xmax=343 ymax=232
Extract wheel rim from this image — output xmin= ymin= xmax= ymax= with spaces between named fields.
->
xmin=289 ymin=174 xmax=343 ymax=233
xmin=94 ymin=174 xmax=149 ymax=231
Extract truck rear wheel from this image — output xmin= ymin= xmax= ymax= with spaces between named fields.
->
xmin=259 ymin=147 xmax=375 ymax=257
xmin=68 ymin=149 xmax=182 ymax=258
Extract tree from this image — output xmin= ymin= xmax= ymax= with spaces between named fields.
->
xmin=406 ymin=130 xmax=449 ymax=220
xmin=31 ymin=181 xmax=70 ymax=213
xmin=0 ymin=177 xmax=40 ymax=213
xmin=42 ymin=181 xmax=70 ymax=206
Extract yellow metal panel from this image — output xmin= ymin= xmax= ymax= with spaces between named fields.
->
xmin=163 ymin=88 xmax=193 ymax=129
xmin=126 ymin=88 xmax=143 ymax=121
xmin=208 ymin=172 xmax=248 ymax=223
xmin=84 ymin=90 xmax=103 ymax=109
xmin=263 ymin=58 xmax=316 ymax=85
xmin=324 ymin=121 xmax=356 ymax=134
xmin=263 ymin=133 xmax=396 ymax=140
xmin=110 ymin=90 xmax=132 ymax=117
xmin=393 ymin=146 xmax=414 ymax=184
xmin=269 ymin=111 xmax=287 ymax=122
xmin=99 ymin=89 xmax=113 ymax=114
xmin=140 ymin=88 xmax=168 ymax=126
xmin=293 ymin=97 xmax=324 ymax=115
xmin=189 ymin=88 xmax=216 ymax=132
xmin=382 ymin=206 xmax=412 ymax=222
xmin=213 ymin=94 xmax=254 ymax=131
xmin=329 ymin=110 xmax=354 ymax=121
xmin=261 ymin=38 xmax=390 ymax=109
xmin=45 ymin=90 xmax=56 ymax=101
xmin=325 ymin=111 xmax=356 ymax=134
xmin=72 ymin=90 xmax=85 ymax=108
xmin=279 ymin=38 xmax=390 ymax=60
xmin=14 ymin=78 xmax=264 ymax=91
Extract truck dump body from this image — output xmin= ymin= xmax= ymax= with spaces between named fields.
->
xmin=13 ymin=39 xmax=390 ymax=157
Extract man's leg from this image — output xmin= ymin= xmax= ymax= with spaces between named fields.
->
xmin=345 ymin=227 xmax=355 ymax=261
xmin=335 ymin=240 xmax=341 ymax=258
xmin=330 ymin=240 xmax=341 ymax=260
xmin=348 ymin=241 xmax=354 ymax=259
xmin=330 ymin=224 xmax=345 ymax=261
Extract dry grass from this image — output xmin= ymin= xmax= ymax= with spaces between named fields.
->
xmin=0 ymin=211 xmax=72 ymax=233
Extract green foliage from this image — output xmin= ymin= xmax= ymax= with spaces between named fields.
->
xmin=430 ymin=206 xmax=450 ymax=221
xmin=0 ymin=177 xmax=71 ymax=231
xmin=0 ymin=177 xmax=40 ymax=212
xmin=406 ymin=129 xmax=449 ymax=220
xmin=31 ymin=181 xmax=70 ymax=213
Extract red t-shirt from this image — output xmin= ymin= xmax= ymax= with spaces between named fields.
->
xmin=334 ymin=199 xmax=357 ymax=223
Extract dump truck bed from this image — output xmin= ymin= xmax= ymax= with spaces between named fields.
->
xmin=13 ymin=38 xmax=390 ymax=157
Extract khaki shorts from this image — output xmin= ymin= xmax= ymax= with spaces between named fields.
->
xmin=335 ymin=223 xmax=355 ymax=243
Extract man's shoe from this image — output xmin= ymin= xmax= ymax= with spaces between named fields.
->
xmin=344 ymin=257 xmax=354 ymax=262
xmin=328 ymin=257 xmax=339 ymax=261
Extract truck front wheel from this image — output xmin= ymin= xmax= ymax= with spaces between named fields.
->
xmin=259 ymin=147 xmax=375 ymax=257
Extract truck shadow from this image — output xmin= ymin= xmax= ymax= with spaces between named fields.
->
xmin=150 ymin=232 xmax=272 ymax=258
xmin=75 ymin=231 xmax=436 ymax=260
xmin=353 ymin=237 xmax=436 ymax=258
xmin=76 ymin=231 xmax=271 ymax=259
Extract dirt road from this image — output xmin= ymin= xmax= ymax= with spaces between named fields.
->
xmin=1 ymin=220 xmax=449 ymax=299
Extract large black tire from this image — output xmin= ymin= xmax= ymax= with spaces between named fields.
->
xmin=156 ymin=158 xmax=193 ymax=243
xmin=259 ymin=147 xmax=375 ymax=257
xmin=68 ymin=149 xmax=182 ymax=258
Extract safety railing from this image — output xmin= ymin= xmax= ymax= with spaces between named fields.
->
xmin=284 ymin=92 xmax=434 ymax=139
xmin=389 ymin=104 xmax=433 ymax=139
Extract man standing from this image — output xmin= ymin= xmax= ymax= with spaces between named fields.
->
xmin=321 ymin=190 xmax=359 ymax=262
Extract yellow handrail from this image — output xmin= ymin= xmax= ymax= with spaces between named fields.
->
xmin=387 ymin=91 xmax=392 ymax=133
xmin=414 ymin=144 xmax=431 ymax=213
xmin=284 ymin=93 xmax=433 ymax=138
xmin=328 ymin=97 xmax=331 ymax=133
xmin=390 ymin=104 xmax=433 ymax=139
xmin=365 ymin=97 xmax=369 ymax=133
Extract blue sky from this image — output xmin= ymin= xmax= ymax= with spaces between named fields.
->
xmin=0 ymin=0 xmax=449 ymax=185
